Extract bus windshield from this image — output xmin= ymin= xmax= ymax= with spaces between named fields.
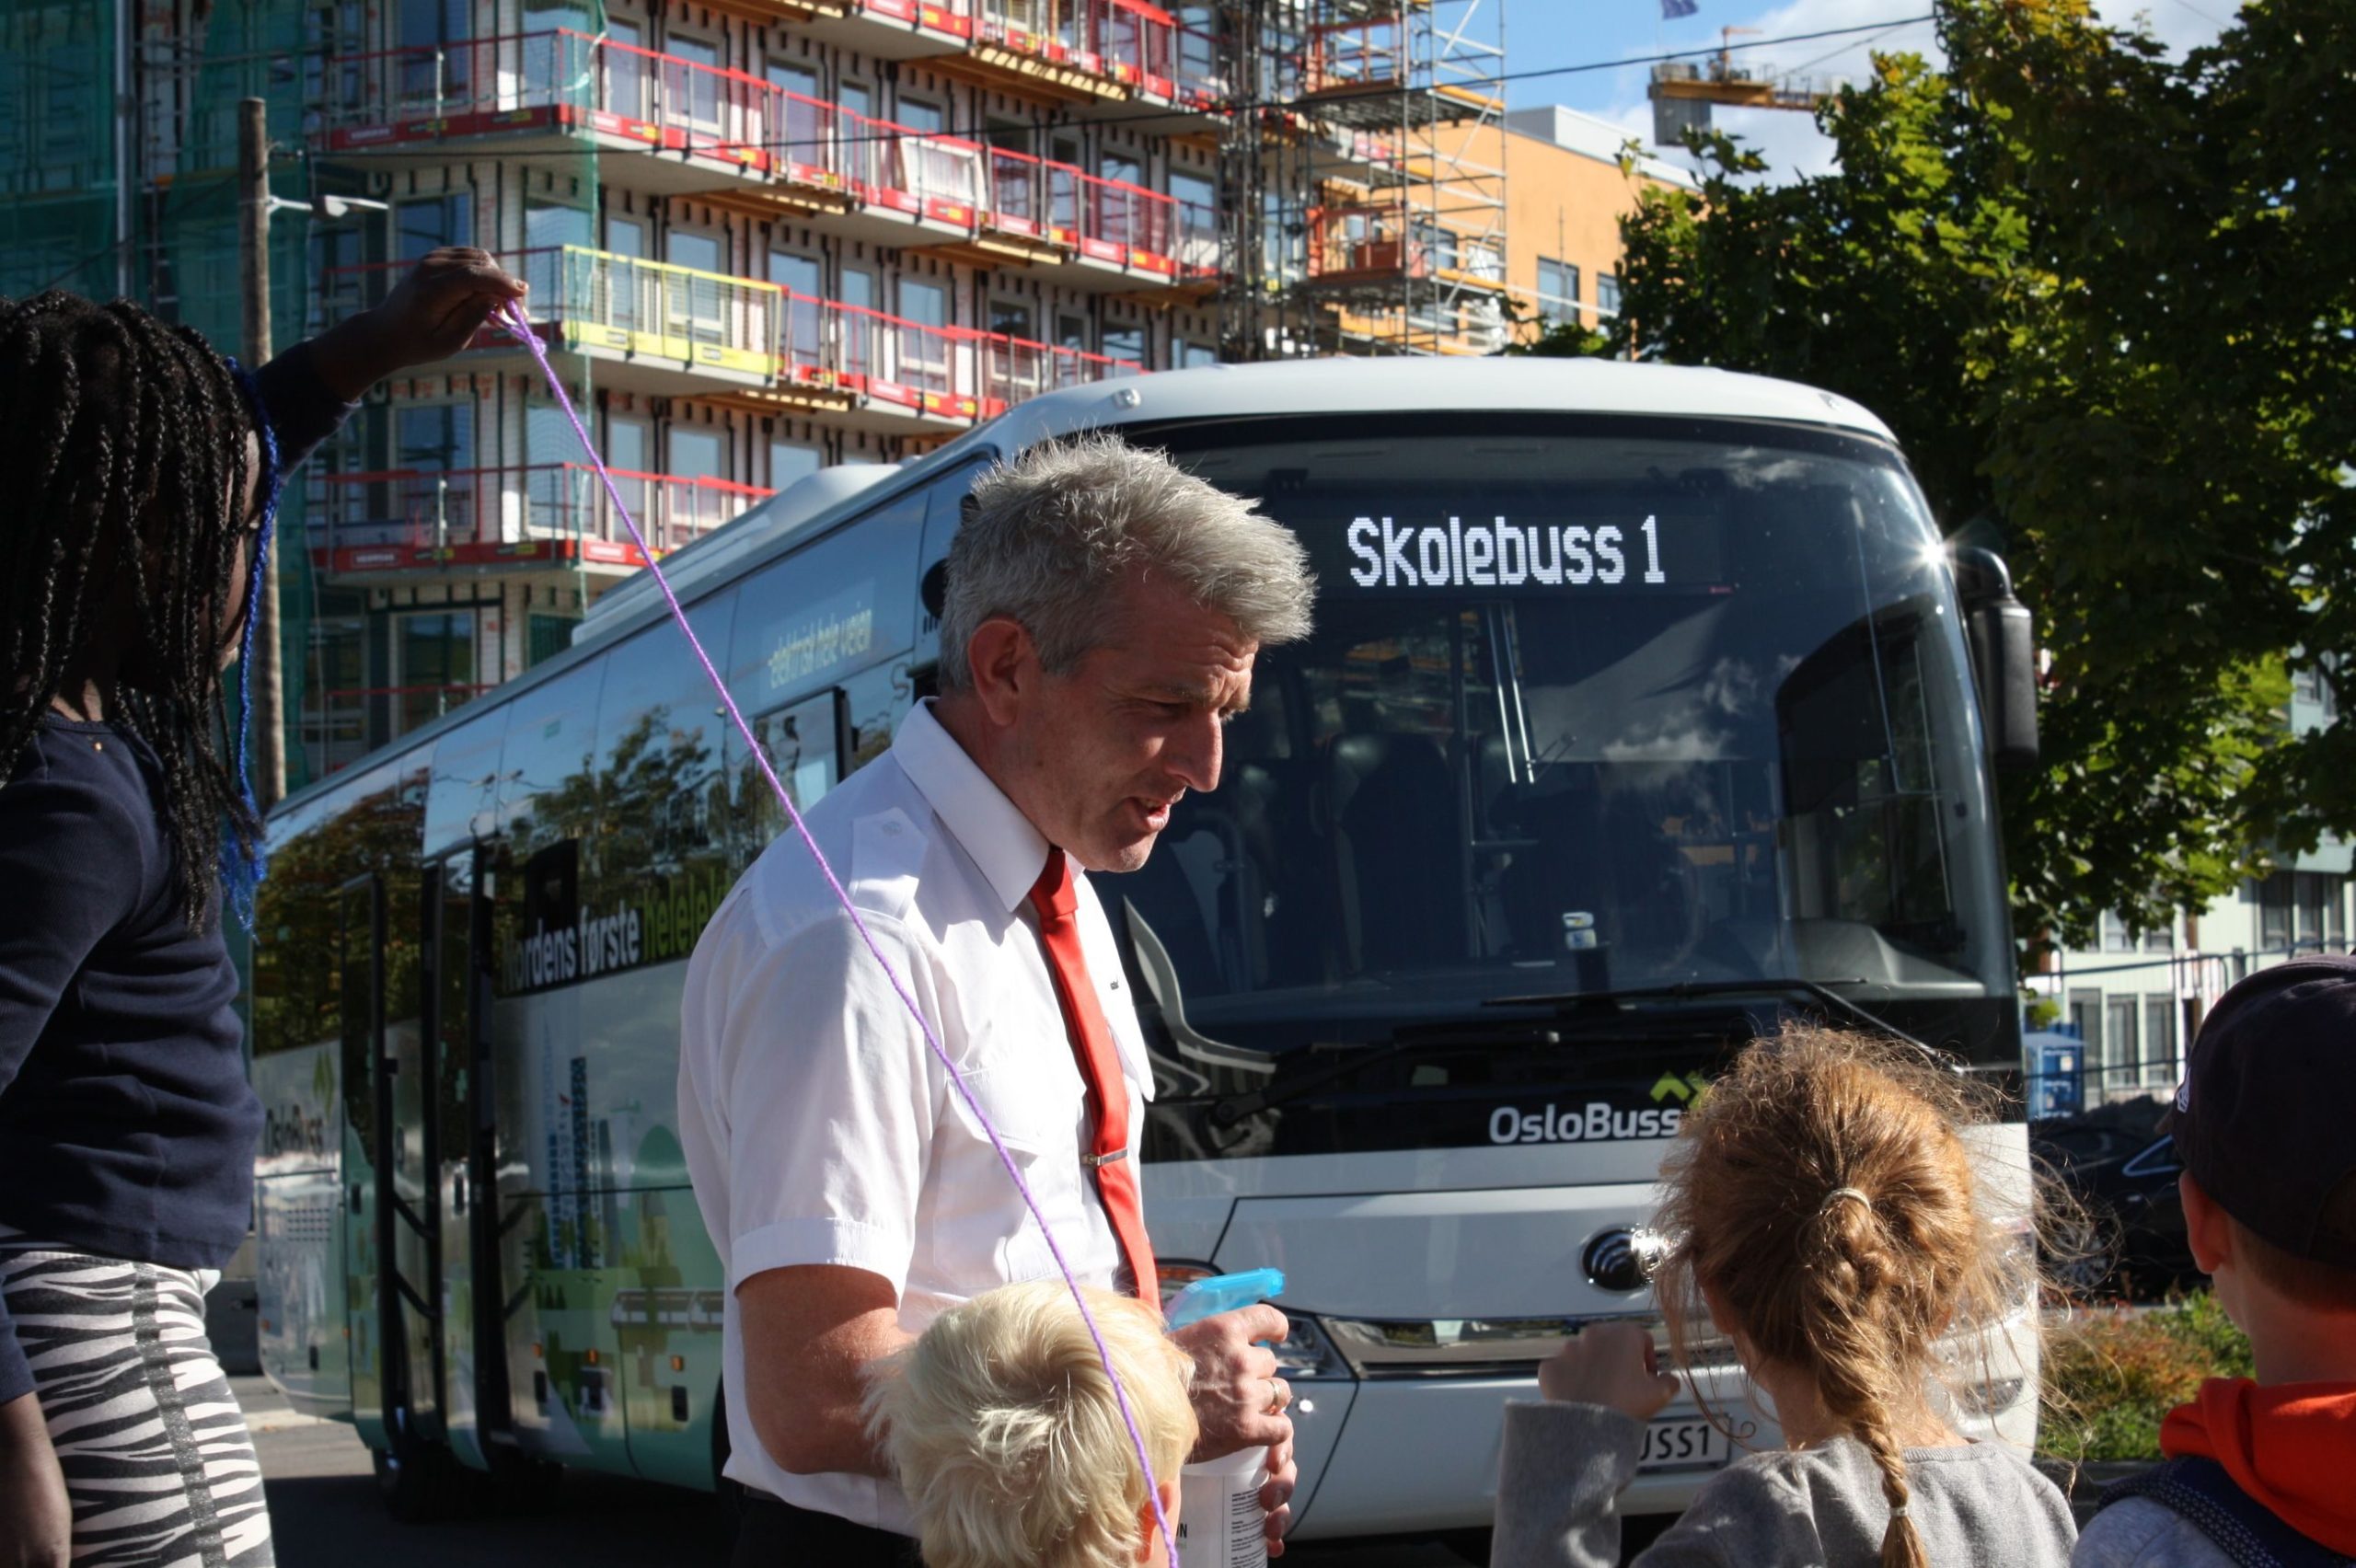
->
xmin=1105 ymin=412 xmax=2011 ymax=1055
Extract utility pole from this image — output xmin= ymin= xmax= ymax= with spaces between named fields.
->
xmin=237 ymin=98 xmax=286 ymax=811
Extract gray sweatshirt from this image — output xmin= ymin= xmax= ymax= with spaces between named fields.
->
xmin=1493 ymin=1401 xmax=2079 ymax=1568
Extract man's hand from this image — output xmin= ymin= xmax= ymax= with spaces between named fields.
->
xmin=1258 ymin=1433 xmax=1299 ymax=1558
xmin=1534 ymin=1320 xmax=1680 ymax=1422
xmin=0 ymin=1391 xmax=70 ymax=1568
xmin=1171 ymin=1305 xmax=1296 ymax=1554
xmin=307 ymin=248 xmax=527 ymax=400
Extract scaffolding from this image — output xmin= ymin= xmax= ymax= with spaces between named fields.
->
xmin=1218 ymin=0 xmax=1507 ymax=360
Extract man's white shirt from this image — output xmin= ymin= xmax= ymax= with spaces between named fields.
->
xmin=677 ymin=699 xmax=1153 ymax=1533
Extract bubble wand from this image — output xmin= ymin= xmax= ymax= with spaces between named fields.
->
xmin=496 ymin=301 xmax=1183 ymax=1568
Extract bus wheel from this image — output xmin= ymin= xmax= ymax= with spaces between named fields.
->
xmin=372 ymin=1411 xmax=483 ymax=1522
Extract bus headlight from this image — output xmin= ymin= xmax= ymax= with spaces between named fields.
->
xmin=1272 ymin=1312 xmax=1351 ymax=1381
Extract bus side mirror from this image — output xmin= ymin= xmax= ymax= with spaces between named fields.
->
xmin=1950 ymin=546 xmax=2039 ymax=772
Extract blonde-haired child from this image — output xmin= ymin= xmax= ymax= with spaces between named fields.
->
xmin=1495 ymin=1027 xmax=2076 ymax=1568
xmin=867 ymin=1280 xmax=1196 ymax=1568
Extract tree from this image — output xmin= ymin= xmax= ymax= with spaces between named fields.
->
xmin=1530 ymin=0 xmax=2353 ymax=951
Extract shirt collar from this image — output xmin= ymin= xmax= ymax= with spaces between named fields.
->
xmin=892 ymin=700 xmax=1051 ymax=914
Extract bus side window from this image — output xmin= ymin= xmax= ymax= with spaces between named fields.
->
xmin=739 ymin=689 xmax=844 ymax=848
xmin=586 ymin=590 xmax=740 ymax=963
xmin=723 ymin=487 xmax=925 ymax=859
xmin=491 ymin=660 xmax=607 ymax=996
xmin=911 ymin=454 xmax=997 ymax=688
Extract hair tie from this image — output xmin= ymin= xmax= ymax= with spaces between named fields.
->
xmin=1889 ymin=1503 xmax=1910 ymax=1518
xmin=1819 ymin=1186 xmax=1872 ymax=1216
xmin=222 ymin=356 xmax=282 ymax=929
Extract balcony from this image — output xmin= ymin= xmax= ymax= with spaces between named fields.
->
xmin=324 ymin=247 xmax=781 ymax=396
xmin=309 ymin=464 xmax=772 ymax=584
xmin=778 ymin=0 xmax=1224 ymax=115
xmin=324 ymin=246 xmax=1141 ymax=428
xmin=318 ymin=31 xmax=1218 ymax=292
xmin=321 ymin=31 xmax=790 ymax=197
xmin=762 ymin=289 xmax=1141 ymax=430
xmin=756 ymin=105 xmax=1218 ymax=291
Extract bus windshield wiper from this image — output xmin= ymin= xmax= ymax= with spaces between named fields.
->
xmin=1480 ymin=977 xmax=1934 ymax=1054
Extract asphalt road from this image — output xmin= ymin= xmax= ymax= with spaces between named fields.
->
xmin=241 ymin=1378 xmax=1472 ymax=1568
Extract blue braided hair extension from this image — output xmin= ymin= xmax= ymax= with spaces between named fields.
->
xmin=223 ymin=357 xmax=283 ymax=930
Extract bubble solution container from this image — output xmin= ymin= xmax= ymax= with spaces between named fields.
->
xmin=1162 ymin=1269 xmax=1287 ymax=1568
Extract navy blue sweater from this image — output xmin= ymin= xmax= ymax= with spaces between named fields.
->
xmin=0 ymin=345 xmax=355 ymax=1405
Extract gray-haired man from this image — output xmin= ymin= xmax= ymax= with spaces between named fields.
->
xmin=679 ymin=434 xmax=1317 ymax=1564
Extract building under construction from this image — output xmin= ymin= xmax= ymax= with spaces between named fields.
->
xmin=1 ymin=0 xmax=1507 ymax=786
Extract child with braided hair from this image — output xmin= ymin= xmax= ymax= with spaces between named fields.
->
xmin=0 ymin=251 xmax=524 ymax=1568
xmin=1493 ymin=1027 xmax=2076 ymax=1568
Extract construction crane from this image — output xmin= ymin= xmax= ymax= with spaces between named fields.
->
xmin=1648 ymin=26 xmax=1837 ymax=146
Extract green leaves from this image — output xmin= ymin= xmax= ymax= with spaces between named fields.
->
xmin=1523 ymin=0 xmax=2356 ymax=954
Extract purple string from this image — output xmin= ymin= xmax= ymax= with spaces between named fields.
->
xmin=499 ymin=302 xmax=1184 ymax=1568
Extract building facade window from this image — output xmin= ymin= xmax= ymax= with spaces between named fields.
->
xmin=2259 ymin=870 xmax=2349 ymax=952
xmin=989 ymin=298 xmax=1034 ymax=340
xmin=2142 ymin=995 xmax=2177 ymax=1087
xmin=393 ymin=608 xmax=479 ymax=738
xmin=767 ymin=61 xmax=819 ymax=100
xmin=526 ymin=612 xmax=577 ymax=668
xmin=2104 ymin=996 xmax=2138 ymax=1096
xmin=2100 ymin=910 xmax=2133 ymax=952
xmin=1535 ymin=258 xmax=1580 ymax=325
xmin=769 ymin=440 xmax=821 ymax=489
xmin=1596 ymin=271 xmax=1623 ymax=317
xmin=1102 ymin=322 xmax=1146 ymax=363
xmin=2068 ymin=988 xmax=2102 ymax=1066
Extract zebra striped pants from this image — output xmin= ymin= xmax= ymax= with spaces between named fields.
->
xmin=0 ymin=1241 xmax=273 ymax=1567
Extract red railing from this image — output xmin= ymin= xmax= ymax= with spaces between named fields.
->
xmin=849 ymin=0 xmax=1223 ymax=105
xmin=320 ymin=246 xmax=783 ymax=376
xmin=771 ymin=287 xmax=1141 ymax=419
xmin=324 ymin=30 xmax=790 ymax=167
xmin=311 ymin=464 xmax=773 ymax=570
xmin=319 ymin=30 xmax=1218 ymax=278
xmin=320 ymin=251 xmax=1143 ymax=422
xmin=977 ymin=337 xmax=1144 ymax=412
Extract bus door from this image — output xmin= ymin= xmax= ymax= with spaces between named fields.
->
xmin=339 ymin=873 xmax=387 ymax=1449
xmin=375 ymin=870 xmax=444 ymax=1443
xmin=423 ymin=847 xmax=503 ymax=1468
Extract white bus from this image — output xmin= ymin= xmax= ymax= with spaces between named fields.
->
xmin=248 ymin=357 xmax=2040 ymax=1544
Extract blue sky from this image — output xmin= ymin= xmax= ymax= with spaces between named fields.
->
xmin=1500 ymin=0 xmax=2232 ymax=181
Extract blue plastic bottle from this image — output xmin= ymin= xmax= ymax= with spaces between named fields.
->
xmin=1163 ymin=1269 xmax=1287 ymax=1568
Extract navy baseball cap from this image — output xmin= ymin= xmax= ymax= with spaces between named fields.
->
xmin=2172 ymin=955 xmax=2356 ymax=1268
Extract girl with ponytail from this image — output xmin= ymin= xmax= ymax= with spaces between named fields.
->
xmin=1493 ymin=1027 xmax=2077 ymax=1568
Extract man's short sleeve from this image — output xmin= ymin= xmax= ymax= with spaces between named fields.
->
xmin=708 ymin=909 xmax=941 ymax=1295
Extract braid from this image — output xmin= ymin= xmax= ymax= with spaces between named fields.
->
xmin=1651 ymin=1030 xmax=2036 ymax=1568
xmin=1 ymin=290 xmax=266 ymax=931
xmin=1804 ymin=1198 xmax=1931 ymax=1568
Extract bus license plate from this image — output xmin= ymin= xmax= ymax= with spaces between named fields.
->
xmin=1637 ymin=1417 xmax=1727 ymax=1472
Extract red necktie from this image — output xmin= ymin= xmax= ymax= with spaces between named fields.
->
xmin=1027 ymin=847 xmax=1160 ymax=1307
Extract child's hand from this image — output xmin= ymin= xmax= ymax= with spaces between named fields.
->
xmin=310 ymin=248 xmax=527 ymax=398
xmin=1535 ymin=1320 xmax=1680 ymax=1422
